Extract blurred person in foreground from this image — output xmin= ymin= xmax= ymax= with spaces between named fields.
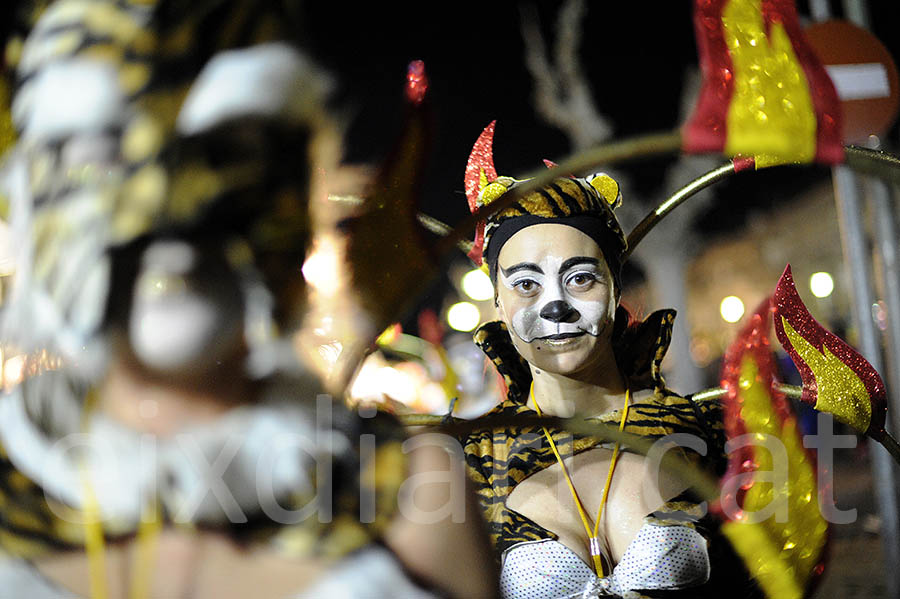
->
xmin=0 ymin=1 xmax=496 ymax=597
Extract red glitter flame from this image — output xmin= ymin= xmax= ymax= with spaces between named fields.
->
xmin=714 ymin=297 xmax=782 ymax=515
xmin=405 ymin=60 xmax=428 ymax=105
xmin=773 ymin=264 xmax=887 ymax=437
xmin=683 ymin=0 xmax=842 ymax=163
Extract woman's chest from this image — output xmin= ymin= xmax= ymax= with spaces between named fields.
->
xmin=32 ymin=531 xmax=329 ymax=599
xmin=505 ymin=447 xmax=656 ymax=565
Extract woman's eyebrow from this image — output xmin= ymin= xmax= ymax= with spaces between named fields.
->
xmin=558 ymin=256 xmax=599 ymax=273
xmin=500 ymin=262 xmax=543 ymax=277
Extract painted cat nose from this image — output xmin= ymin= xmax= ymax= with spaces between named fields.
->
xmin=539 ymin=300 xmax=579 ymax=323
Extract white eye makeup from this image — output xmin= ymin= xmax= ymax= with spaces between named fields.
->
xmin=506 ymin=270 xmax=544 ymax=298
xmin=564 ymin=269 xmax=599 ymax=292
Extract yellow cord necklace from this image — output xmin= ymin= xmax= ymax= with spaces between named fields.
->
xmin=530 ymin=381 xmax=630 ymax=577
xmin=80 ymin=392 xmax=162 ymax=599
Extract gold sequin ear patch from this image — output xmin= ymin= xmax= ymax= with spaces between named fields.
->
xmin=480 ymin=181 xmax=508 ymax=206
xmin=589 ymin=173 xmax=621 ymax=209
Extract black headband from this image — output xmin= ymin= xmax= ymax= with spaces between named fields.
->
xmin=486 ymin=214 xmax=624 ymax=291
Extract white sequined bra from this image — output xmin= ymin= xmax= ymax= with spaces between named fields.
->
xmin=499 ymin=521 xmax=710 ymax=599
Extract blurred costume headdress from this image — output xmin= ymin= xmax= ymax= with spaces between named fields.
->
xmin=464 ymin=121 xmax=625 ymax=288
xmin=0 ymin=2 xmax=414 ymax=568
xmin=1 ymin=0 xmax=332 ymax=377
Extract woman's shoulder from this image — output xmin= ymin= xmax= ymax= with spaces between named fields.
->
xmin=0 ymin=375 xmax=413 ymax=563
xmin=619 ymin=389 xmax=728 ymax=476
xmin=605 ymin=389 xmax=727 ymax=474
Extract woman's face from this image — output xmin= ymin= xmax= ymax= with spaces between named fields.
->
xmin=128 ymin=239 xmax=245 ymax=379
xmin=495 ymin=223 xmax=617 ymax=376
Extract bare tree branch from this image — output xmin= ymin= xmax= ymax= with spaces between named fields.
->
xmin=519 ymin=5 xmax=714 ymax=391
xmin=519 ymin=0 xmax=612 ymax=149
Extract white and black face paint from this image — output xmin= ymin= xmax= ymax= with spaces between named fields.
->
xmin=498 ymin=254 xmax=615 ymax=344
xmin=129 ymin=239 xmax=243 ymax=375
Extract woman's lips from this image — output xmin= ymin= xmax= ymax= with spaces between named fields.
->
xmin=541 ymin=332 xmax=585 ymax=340
xmin=536 ymin=331 xmax=586 ymax=347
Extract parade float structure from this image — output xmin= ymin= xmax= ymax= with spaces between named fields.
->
xmin=334 ymin=1 xmax=900 ymax=597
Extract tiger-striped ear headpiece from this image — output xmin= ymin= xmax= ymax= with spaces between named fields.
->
xmin=464 ymin=121 xmax=626 ymax=283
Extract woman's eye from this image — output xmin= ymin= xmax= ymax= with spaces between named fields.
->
xmin=567 ymin=273 xmax=596 ymax=289
xmin=513 ymin=279 xmax=540 ymax=296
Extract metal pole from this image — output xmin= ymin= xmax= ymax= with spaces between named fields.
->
xmin=840 ymin=2 xmax=900 ymax=593
xmin=867 ymin=170 xmax=900 ymax=438
xmin=833 ymin=164 xmax=900 ymax=598
xmin=809 ymin=1 xmax=899 ymax=589
xmin=841 ymin=0 xmax=871 ymax=29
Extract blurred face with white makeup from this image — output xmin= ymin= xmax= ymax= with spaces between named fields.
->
xmin=126 ymin=238 xmax=246 ymax=383
xmin=495 ymin=223 xmax=618 ymax=378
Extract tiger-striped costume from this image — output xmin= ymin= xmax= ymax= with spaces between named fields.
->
xmin=460 ymin=120 xmax=762 ymax=596
xmin=456 ymin=312 xmax=762 ymax=597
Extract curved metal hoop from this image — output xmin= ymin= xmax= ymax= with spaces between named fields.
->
xmin=624 ymin=160 xmax=739 ymax=259
xmin=434 ymin=133 xmax=900 ymax=264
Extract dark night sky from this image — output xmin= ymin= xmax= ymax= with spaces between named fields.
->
xmin=303 ymin=1 xmax=898 ymax=327
xmin=305 ymin=1 xmax=898 ymax=228
xmin=305 ymin=2 xmax=700 ymax=225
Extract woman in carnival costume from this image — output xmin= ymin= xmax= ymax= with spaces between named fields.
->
xmin=456 ymin=123 xmax=761 ymax=598
xmin=0 ymin=1 xmax=495 ymax=597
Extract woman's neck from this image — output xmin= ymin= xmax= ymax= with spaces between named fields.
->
xmin=528 ymin=348 xmax=626 ymax=419
xmin=97 ymin=357 xmax=252 ymax=437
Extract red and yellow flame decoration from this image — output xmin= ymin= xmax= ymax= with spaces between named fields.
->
xmin=773 ymin=265 xmax=888 ymax=439
xmin=718 ymin=298 xmax=828 ymax=599
xmin=684 ymin=0 xmax=843 ymax=167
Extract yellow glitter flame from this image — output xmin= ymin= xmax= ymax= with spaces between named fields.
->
xmin=723 ymin=354 xmax=827 ymax=599
xmin=722 ymin=0 xmax=817 ymax=166
xmin=780 ymin=315 xmax=872 ymax=432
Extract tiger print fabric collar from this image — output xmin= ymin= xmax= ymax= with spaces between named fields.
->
xmin=473 ymin=306 xmax=677 ymax=403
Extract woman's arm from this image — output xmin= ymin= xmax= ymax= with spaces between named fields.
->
xmin=384 ymin=432 xmax=499 ymax=598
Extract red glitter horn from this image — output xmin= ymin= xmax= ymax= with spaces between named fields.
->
xmin=463 ymin=121 xmax=498 ymax=265
xmin=541 ymin=159 xmax=576 ymax=178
